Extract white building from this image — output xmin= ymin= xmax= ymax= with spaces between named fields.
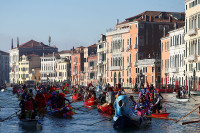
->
xmin=56 ymin=50 xmax=72 ymax=83
xmin=97 ymin=34 xmax=107 ymax=85
xmin=0 ymin=50 xmax=9 ymax=84
xmin=168 ymin=27 xmax=185 ymax=86
xmin=40 ymin=53 xmax=59 ymax=83
xmin=184 ymin=0 xmax=200 ymax=90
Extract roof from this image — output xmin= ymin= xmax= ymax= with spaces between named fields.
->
xmin=88 ymin=44 xmax=97 ymax=48
xmin=58 ymin=50 xmax=72 ymax=54
xmin=16 ymin=40 xmax=56 ymax=49
xmin=118 ymin=11 xmax=185 ymax=25
xmin=0 ymin=50 xmax=9 ymax=55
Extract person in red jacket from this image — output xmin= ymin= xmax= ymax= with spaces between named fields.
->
xmin=25 ymin=96 xmax=33 ymax=119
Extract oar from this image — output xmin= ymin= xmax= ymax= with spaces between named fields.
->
xmin=88 ymin=118 xmax=112 ymax=126
xmin=176 ymin=106 xmax=200 ymax=123
xmin=165 ymin=103 xmax=177 ymax=109
xmin=190 ymin=96 xmax=197 ymax=101
xmin=182 ymin=120 xmax=200 ymax=125
xmin=0 ymin=110 xmax=20 ymax=122
xmin=146 ymin=115 xmax=177 ymax=122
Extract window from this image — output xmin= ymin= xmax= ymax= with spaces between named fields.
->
xmin=198 ymin=15 xmax=200 ymax=28
xmin=198 ymin=39 xmax=200 ymax=55
xmin=186 ymin=5 xmax=187 ymax=10
xmin=152 ymin=76 xmax=154 ymax=83
xmin=158 ymin=67 xmax=161 ymax=72
xmin=152 ymin=67 xmax=154 ymax=72
xmin=140 ymin=24 xmax=144 ymax=28
xmin=159 ymin=25 xmax=163 ymax=30
xmin=161 ymin=43 xmax=163 ymax=52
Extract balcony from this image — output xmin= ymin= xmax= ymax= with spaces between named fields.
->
xmin=106 ymin=27 xmax=130 ymax=36
xmin=98 ymin=73 xmax=103 ymax=77
xmin=73 ymin=62 xmax=77 ymax=65
xmin=134 ymin=44 xmax=137 ymax=49
xmin=133 ymin=62 xmax=137 ymax=67
xmin=98 ymin=60 xmax=103 ymax=65
xmin=188 ymin=28 xmax=197 ymax=36
xmin=170 ymin=67 xmax=179 ymax=73
xmin=165 ymin=68 xmax=169 ymax=74
xmin=188 ymin=54 xmax=196 ymax=62
xmin=110 ymin=66 xmax=121 ymax=71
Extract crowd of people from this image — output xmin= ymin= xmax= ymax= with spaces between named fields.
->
xmin=17 ymin=83 xmax=71 ymax=120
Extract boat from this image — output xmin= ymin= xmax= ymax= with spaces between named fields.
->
xmin=176 ymin=98 xmax=189 ymax=102
xmin=156 ymin=88 xmax=173 ymax=93
xmin=151 ymin=112 xmax=170 ymax=118
xmin=19 ymin=119 xmax=40 ymax=127
xmin=97 ymin=104 xmax=114 ymax=115
xmin=83 ymin=97 xmax=97 ymax=107
xmin=72 ymin=93 xmax=82 ymax=101
xmin=46 ymin=105 xmax=74 ymax=118
xmin=113 ymin=95 xmax=151 ymax=129
xmin=190 ymin=91 xmax=200 ymax=96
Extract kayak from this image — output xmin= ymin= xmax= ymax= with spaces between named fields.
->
xmin=151 ymin=112 xmax=170 ymax=118
xmin=97 ymin=104 xmax=113 ymax=115
xmin=84 ymin=97 xmax=96 ymax=107
xmin=72 ymin=93 xmax=82 ymax=101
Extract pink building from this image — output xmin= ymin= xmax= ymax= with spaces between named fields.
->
xmin=71 ymin=47 xmax=85 ymax=85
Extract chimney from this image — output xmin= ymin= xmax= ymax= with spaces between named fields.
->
xmin=11 ymin=38 xmax=13 ymax=49
xmin=116 ymin=19 xmax=119 ymax=25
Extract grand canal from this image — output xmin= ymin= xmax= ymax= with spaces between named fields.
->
xmin=0 ymin=87 xmax=200 ymax=133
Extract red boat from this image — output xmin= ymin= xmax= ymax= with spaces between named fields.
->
xmin=97 ymin=104 xmax=114 ymax=115
xmin=83 ymin=97 xmax=96 ymax=107
xmin=151 ymin=112 xmax=170 ymax=118
xmin=72 ymin=93 xmax=82 ymax=101
xmin=156 ymin=88 xmax=173 ymax=93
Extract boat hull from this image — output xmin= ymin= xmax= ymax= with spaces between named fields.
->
xmin=190 ymin=91 xmax=200 ymax=95
xmin=156 ymin=89 xmax=173 ymax=93
xmin=151 ymin=112 xmax=170 ymax=118
xmin=176 ymin=98 xmax=189 ymax=102
xmin=84 ymin=98 xmax=96 ymax=107
xmin=97 ymin=104 xmax=113 ymax=115
xmin=72 ymin=93 xmax=82 ymax=101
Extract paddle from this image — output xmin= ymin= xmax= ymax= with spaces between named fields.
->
xmin=176 ymin=106 xmax=200 ymax=123
xmin=190 ymin=96 xmax=197 ymax=101
xmin=165 ymin=103 xmax=177 ymax=109
xmin=182 ymin=120 xmax=200 ymax=125
xmin=146 ymin=115 xmax=177 ymax=122
xmin=0 ymin=110 xmax=20 ymax=122
xmin=88 ymin=118 xmax=112 ymax=126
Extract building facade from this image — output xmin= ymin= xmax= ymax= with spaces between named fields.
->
xmin=97 ymin=34 xmax=107 ymax=85
xmin=106 ymin=11 xmax=185 ymax=88
xmin=18 ymin=54 xmax=41 ymax=84
xmin=71 ymin=47 xmax=85 ymax=85
xmin=9 ymin=39 xmax=58 ymax=84
xmin=185 ymin=0 xmax=200 ymax=90
xmin=40 ymin=53 xmax=59 ymax=83
xmin=161 ymin=34 xmax=170 ymax=86
xmin=0 ymin=50 xmax=9 ymax=84
xmin=168 ymin=27 xmax=185 ymax=86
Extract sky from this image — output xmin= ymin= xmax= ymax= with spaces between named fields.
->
xmin=0 ymin=0 xmax=185 ymax=52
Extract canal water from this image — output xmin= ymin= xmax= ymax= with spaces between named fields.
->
xmin=0 ymin=87 xmax=200 ymax=133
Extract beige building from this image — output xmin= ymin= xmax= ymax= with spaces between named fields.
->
xmin=56 ymin=50 xmax=72 ymax=83
xmin=184 ymin=0 xmax=200 ymax=90
xmin=19 ymin=54 xmax=41 ymax=84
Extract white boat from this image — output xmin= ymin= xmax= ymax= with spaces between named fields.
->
xmin=176 ymin=97 xmax=189 ymax=102
xmin=190 ymin=91 xmax=200 ymax=96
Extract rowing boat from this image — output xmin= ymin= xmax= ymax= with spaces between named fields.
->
xmin=72 ymin=93 xmax=82 ymax=101
xmin=97 ymin=104 xmax=113 ymax=115
xmin=176 ymin=98 xmax=189 ymax=102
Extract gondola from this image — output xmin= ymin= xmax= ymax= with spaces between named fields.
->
xmin=97 ymin=104 xmax=114 ymax=115
xmin=83 ymin=97 xmax=97 ymax=107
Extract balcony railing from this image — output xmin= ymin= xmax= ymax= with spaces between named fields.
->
xmin=106 ymin=27 xmax=130 ymax=36
xmin=110 ymin=66 xmax=121 ymax=71
xmin=188 ymin=28 xmax=197 ymax=36
xmin=121 ymin=47 xmax=124 ymax=52
xmin=73 ymin=62 xmax=77 ymax=65
xmin=165 ymin=68 xmax=169 ymax=74
xmin=170 ymin=67 xmax=179 ymax=73
xmin=188 ymin=54 xmax=196 ymax=62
